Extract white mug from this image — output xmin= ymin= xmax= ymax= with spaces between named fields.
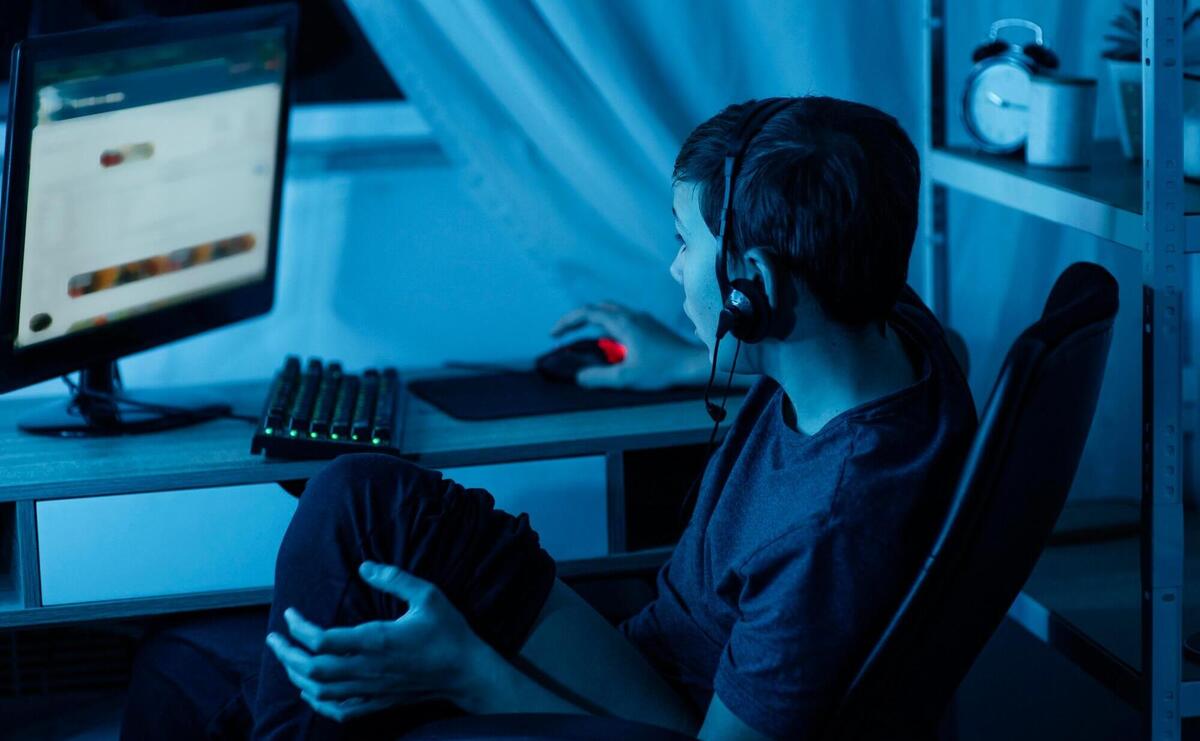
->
xmin=1027 ymin=74 xmax=1097 ymax=168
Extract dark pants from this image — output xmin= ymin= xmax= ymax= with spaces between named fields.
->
xmin=121 ymin=454 xmax=558 ymax=740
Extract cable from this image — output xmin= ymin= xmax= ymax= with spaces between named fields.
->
xmin=60 ymin=374 xmax=258 ymax=424
xmin=62 ymin=371 xmax=237 ymax=417
xmin=677 ymin=337 xmax=743 ymax=530
xmin=718 ymin=339 xmax=742 ymax=423
xmin=702 ymin=334 xmax=727 ymax=423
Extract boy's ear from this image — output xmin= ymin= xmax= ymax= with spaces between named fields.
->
xmin=743 ymin=246 xmax=800 ymax=341
xmin=742 ymin=247 xmax=780 ymax=309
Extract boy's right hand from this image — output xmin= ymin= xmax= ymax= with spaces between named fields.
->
xmin=549 ymin=302 xmax=709 ymax=391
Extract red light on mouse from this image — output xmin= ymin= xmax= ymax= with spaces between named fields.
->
xmin=597 ymin=338 xmax=627 ymax=364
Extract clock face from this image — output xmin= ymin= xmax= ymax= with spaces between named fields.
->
xmin=965 ymin=60 xmax=1032 ymax=152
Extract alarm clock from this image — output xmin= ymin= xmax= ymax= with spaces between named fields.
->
xmin=962 ymin=18 xmax=1059 ymax=154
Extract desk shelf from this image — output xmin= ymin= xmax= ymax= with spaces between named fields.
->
xmin=928 ymin=143 xmax=1200 ymax=252
xmin=0 ymin=548 xmax=680 ymax=630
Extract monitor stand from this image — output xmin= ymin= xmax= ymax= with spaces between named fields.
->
xmin=18 ymin=361 xmax=233 ymax=437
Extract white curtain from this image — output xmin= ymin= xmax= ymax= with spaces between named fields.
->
xmin=342 ymin=0 xmax=920 ymax=331
xmin=343 ymin=0 xmax=1164 ymax=503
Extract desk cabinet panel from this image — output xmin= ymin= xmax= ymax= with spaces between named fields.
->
xmin=443 ymin=456 xmax=608 ymax=562
xmin=32 ymin=456 xmax=607 ymax=608
xmin=36 ymin=484 xmax=297 ymax=606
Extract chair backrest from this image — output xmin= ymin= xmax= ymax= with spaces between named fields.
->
xmin=825 ymin=261 xmax=1120 ymax=740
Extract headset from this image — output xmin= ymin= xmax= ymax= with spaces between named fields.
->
xmin=679 ymin=96 xmax=796 ymax=529
xmin=702 ymin=96 xmax=796 ymax=423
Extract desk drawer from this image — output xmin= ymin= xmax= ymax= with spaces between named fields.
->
xmin=37 ymin=484 xmax=297 ymax=606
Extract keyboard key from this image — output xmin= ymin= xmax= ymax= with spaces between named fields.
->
xmin=351 ymin=370 xmax=379 ymax=441
xmin=287 ymin=359 xmax=323 ymax=435
xmin=309 ymin=363 xmax=342 ymax=436
xmin=372 ymin=368 xmax=399 ymax=444
xmin=330 ymin=375 xmax=359 ymax=439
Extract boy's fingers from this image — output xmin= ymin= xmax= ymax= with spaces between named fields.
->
xmin=360 ymin=562 xmax=433 ymax=605
xmin=594 ymin=300 xmax=628 ymax=315
xmin=549 ymin=308 xmax=587 ymax=337
xmin=550 ymin=306 xmax=627 ymax=339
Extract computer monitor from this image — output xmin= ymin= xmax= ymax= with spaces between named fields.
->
xmin=0 ymin=6 xmax=296 ymax=435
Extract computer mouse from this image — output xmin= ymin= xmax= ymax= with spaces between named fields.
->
xmin=535 ymin=337 xmax=627 ymax=383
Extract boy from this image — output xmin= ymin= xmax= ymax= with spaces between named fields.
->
xmin=122 ymin=95 xmax=976 ymax=740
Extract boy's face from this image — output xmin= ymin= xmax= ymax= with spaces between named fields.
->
xmin=670 ymin=182 xmax=726 ymax=358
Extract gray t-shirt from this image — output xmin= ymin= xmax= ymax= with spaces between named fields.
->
xmin=618 ymin=286 xmax=977 ymax=738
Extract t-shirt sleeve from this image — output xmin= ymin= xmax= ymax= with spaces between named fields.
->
xmin=713 ymin=518 xmax=883 ymax=739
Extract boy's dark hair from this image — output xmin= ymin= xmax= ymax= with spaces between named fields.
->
xmin=673 ymin=95 xmax=920 ymax=329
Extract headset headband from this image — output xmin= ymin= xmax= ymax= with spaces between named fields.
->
xmin=715 ymin=98 xmax=795 ymax=299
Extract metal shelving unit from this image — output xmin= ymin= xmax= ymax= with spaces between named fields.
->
xmin=922 ymin=2 xmax=1188 ymax=737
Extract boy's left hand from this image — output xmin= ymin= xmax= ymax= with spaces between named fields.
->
xmin=266 ymin=561 xmax=484 ymax=723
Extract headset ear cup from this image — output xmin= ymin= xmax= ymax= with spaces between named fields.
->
xmin=971 ymin=39 xmax=1009 ymax=62
xmin=727 ymin=278 xmax=772 ymax=343
xmin=1023 ymin=44 xmax=1059 ymax=70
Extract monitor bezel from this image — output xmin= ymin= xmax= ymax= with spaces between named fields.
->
xmin=0 ymin=4 xmax=297 ymax=393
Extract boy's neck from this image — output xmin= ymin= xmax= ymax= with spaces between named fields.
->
xmin=766 ymin=322 xmax=917 ymax=436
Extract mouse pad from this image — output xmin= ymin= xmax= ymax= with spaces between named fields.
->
xmin=408 ymin=371 xmax=714 ymax=420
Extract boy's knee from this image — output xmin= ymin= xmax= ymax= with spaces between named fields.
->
xmin=297 ymin=454 xmax=435 ymax=523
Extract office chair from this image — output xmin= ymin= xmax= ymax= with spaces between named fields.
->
xmin=403 ymin=261 xmax=1119 ymax=740
xmin=824 ymin=260 xmax=1119 ymax=739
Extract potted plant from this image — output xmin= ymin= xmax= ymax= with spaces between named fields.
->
xmin=1103 ymin=1 xmax=1200 ymax=159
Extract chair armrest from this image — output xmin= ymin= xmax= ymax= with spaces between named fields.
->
xmin=402 ymin=712 xmax=696 ymax=740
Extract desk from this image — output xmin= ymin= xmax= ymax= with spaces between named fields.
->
xmin=0 ymin=375 xmax=744 ymax=628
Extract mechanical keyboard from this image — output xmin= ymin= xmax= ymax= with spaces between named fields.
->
xmin=250 ymin=356 xmax=406 ymax=460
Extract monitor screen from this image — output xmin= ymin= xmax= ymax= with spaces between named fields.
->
xmin=13 ymin=28 xmax=285 ymax=349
